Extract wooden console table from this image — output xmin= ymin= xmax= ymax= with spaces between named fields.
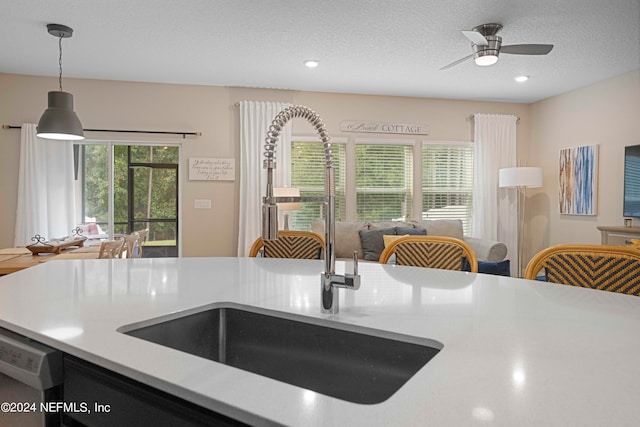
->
xmin=597 ymin=225 xmax=640 ymax=246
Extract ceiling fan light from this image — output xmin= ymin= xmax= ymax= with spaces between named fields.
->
xmin=37 ymin=91 xmax=84 ymax=140
xmin=472 ymin=35 xmax=501 ymax=67
xmin=475 ymin=54 xmax=498 ymax=66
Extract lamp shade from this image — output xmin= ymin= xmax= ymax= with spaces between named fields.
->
xmin=499 ymin=167 xmax=543 ymax=188
xmin=37 ymin=91 xmax=84 ymax=140
xmin=273 ymin=187 xmax=301 ymax=211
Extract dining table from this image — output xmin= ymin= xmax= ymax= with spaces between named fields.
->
xmin=0 ymin=247 xmax=44 ymax=275
xmin=0 ymin=245 xmax=101 ymax=275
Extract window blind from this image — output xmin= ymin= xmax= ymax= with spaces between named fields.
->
xmin=355 ymin=143 xmax=413 ymax=221
xmin=290 ymin=141 xmax=346 ymax=230
xmin=421 ymin=142 xmax=474 ymax=234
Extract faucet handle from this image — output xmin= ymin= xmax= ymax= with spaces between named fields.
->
xmin=352 ymin=251 xmax=359 ymax=275
xmin=261 ymin=202 xmax=279 ymax=241
xmin=344 ymin=251 xmax=361 ymax=290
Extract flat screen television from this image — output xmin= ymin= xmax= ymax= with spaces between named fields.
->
xmin=623 ymin=144 xmax=640 ymax=217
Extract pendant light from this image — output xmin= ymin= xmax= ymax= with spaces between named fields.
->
xmin=37 ymin=24 xmax=84 ymax=140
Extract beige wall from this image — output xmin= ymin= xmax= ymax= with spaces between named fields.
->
xmin=528 ymin=70 xmax=640 ymax=263
xmin=1 ymin=74 xmax=236 ymax=256
xmin=2 ymin=72 xmax=532 ymax=256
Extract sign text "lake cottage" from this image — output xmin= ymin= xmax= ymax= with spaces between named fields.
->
xmin=340 ymin=121 xmax=429 ymax=136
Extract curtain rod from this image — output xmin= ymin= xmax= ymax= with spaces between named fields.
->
xmin=233 ymin=105 xmax=522 ymax=125
xmin=2 ymin=125 xmax=201 ymax=139
xmin=466 ymin=114 xmax=520 ymax=124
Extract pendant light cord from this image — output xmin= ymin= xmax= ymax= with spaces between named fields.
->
xmin=58 ymin=35 xmax=63 ymax=91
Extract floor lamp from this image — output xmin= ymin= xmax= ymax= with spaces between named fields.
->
xmin=273 ymin=187 xmax=301 ymax=230
xmin=499 ymin=167 xmax=543 ymax=277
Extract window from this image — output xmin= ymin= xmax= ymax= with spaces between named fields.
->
xmin=289 ymin=137 xmax=472 ymax=234
xmin=422 ymin=142 xmax=473 ymax=234
xmin=290 ymin=140 xmax=346 ymax=230
xmin=356 ymin=142 xmax=413 ymax=221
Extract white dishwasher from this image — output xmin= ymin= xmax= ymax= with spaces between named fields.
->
xmin=0 ymin=327 xmax=63 ymax=427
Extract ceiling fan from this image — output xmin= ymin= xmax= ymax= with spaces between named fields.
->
xmin=441 ymin=23 xmax=554 ymax=70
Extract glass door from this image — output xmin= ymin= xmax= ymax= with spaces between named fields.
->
xmin=78 ymin=142 xmax=180 ymax=257
xmin=128 ymin=146 xmax=179 ymax=257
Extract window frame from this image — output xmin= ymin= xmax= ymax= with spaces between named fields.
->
xmin=290 ymin=135 xmax=473 ymax=234
xmin=421 ymin=140 xmax=474 ymax=235
xmin=354 ymin=137 xmax=416 ymax=221
xmin=289 ymin=136 xmax=348 ymax=230
xmin=76 ymin=139 xmax=183 ymax=256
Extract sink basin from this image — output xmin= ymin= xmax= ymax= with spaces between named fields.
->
xmin=118 ymin=303 xmax=442 ymax=404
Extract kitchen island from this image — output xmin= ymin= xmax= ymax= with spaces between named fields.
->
xmin=0 ymin=256 xmax=639 ymax=426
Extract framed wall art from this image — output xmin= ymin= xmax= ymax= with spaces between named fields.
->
xmin=558 ymin=144 xmax=598 ymax=215
xmin=188 ymin=158 xmax=235 ymax=181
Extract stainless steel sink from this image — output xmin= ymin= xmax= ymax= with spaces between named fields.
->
xmin=118 ymin=303 xmax=442 ymax=404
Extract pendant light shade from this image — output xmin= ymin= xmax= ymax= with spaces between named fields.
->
xmin=36 ymin=23 xmax=84 ymax=141
xmin=37 ymin=91 xmax=84 ymax=140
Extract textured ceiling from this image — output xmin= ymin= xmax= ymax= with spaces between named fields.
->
xmin=1 ymin=0 xmax=639 ymax=103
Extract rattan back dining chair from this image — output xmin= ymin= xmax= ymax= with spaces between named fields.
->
xmin=378 ymin=235 xmax=478 ymax=272
xmin=98 ymin=239 xmax=125 ymax=259
xmin=249 ymin=230 xmax=324 ymax=259
xmin=524 ymin=244 xmax=640 ymax=296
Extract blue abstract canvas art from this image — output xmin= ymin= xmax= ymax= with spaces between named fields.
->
xmin=559 ymin=145 xmax=598 ymax=215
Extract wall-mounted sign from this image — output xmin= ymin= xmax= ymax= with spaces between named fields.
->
xmin=340 ymin=120 xmax=429 ymax=135
xmin=188 ymin=158 xmax=235 ymax=181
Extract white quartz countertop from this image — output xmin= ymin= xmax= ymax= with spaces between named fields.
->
xmin=1 ymin=257 xmax=639 ymax=426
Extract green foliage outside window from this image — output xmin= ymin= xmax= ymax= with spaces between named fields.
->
xmin=290 ymin=141 xmax=346 ymax=230
xmin=82 ymin=145 xmax=179 ymax=243
xmin=355 ymin=144 xmax=413 ymax=221
xmin=422 ymin=144 xmax=473 ymax=234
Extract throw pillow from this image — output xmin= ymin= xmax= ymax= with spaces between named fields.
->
xmin=478 ymin=260 xmax=511 ymax=276
xmin=409 ymin=219 xmax=464 ymax=240
xmin=383 ymin=234 xmax=408 ymax=247
xmin=359 ymin=228 xmax=396 ymax=261
xmin=463 ymin=259 xmax=511 ymax=276
xmin=395 ymin=227 xmax=427 ymax=236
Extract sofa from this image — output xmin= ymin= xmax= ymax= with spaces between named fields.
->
xmin=311 ymin=219 xmax=508 ymax=263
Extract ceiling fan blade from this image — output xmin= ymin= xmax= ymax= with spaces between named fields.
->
xmin=440 ymin=54 xmax=474 ymax=70
xmin=461 ymin=30 xmax=488 ymax=46
xmin=501 ymin=44 xmax=554 ymax=55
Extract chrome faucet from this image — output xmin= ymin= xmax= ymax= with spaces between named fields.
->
xmin=261 ymin=105 xmax=360 ymax=314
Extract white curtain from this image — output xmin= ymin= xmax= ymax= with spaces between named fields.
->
xmin=14 ymin=123 xmax=77 ymax=246
xmin=471 ymin=114 xmax=518 ymax=274
xmin=238 ymin=101 xmax=292 ymax=256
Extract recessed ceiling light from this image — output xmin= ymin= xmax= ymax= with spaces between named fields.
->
xmin=514 ymin=75 xmax=529 ymax=83
xmin=304 ymin=59 xmax=319 ymax=68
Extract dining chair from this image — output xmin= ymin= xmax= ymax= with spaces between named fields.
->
xmin=123 ymin=232 xmax=143 ymax=259
xmin=249 ymin=230 xmax=324 ymax=259
xmin=136 ymin=229 xmax=149 ymax=257
xmin=378 ymin=235 xmax=478 ymax=272
xmin=524 ymin=244 xmax=640 ymax=296
xmin=98 ymin=239 xmax=126 ymax=259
